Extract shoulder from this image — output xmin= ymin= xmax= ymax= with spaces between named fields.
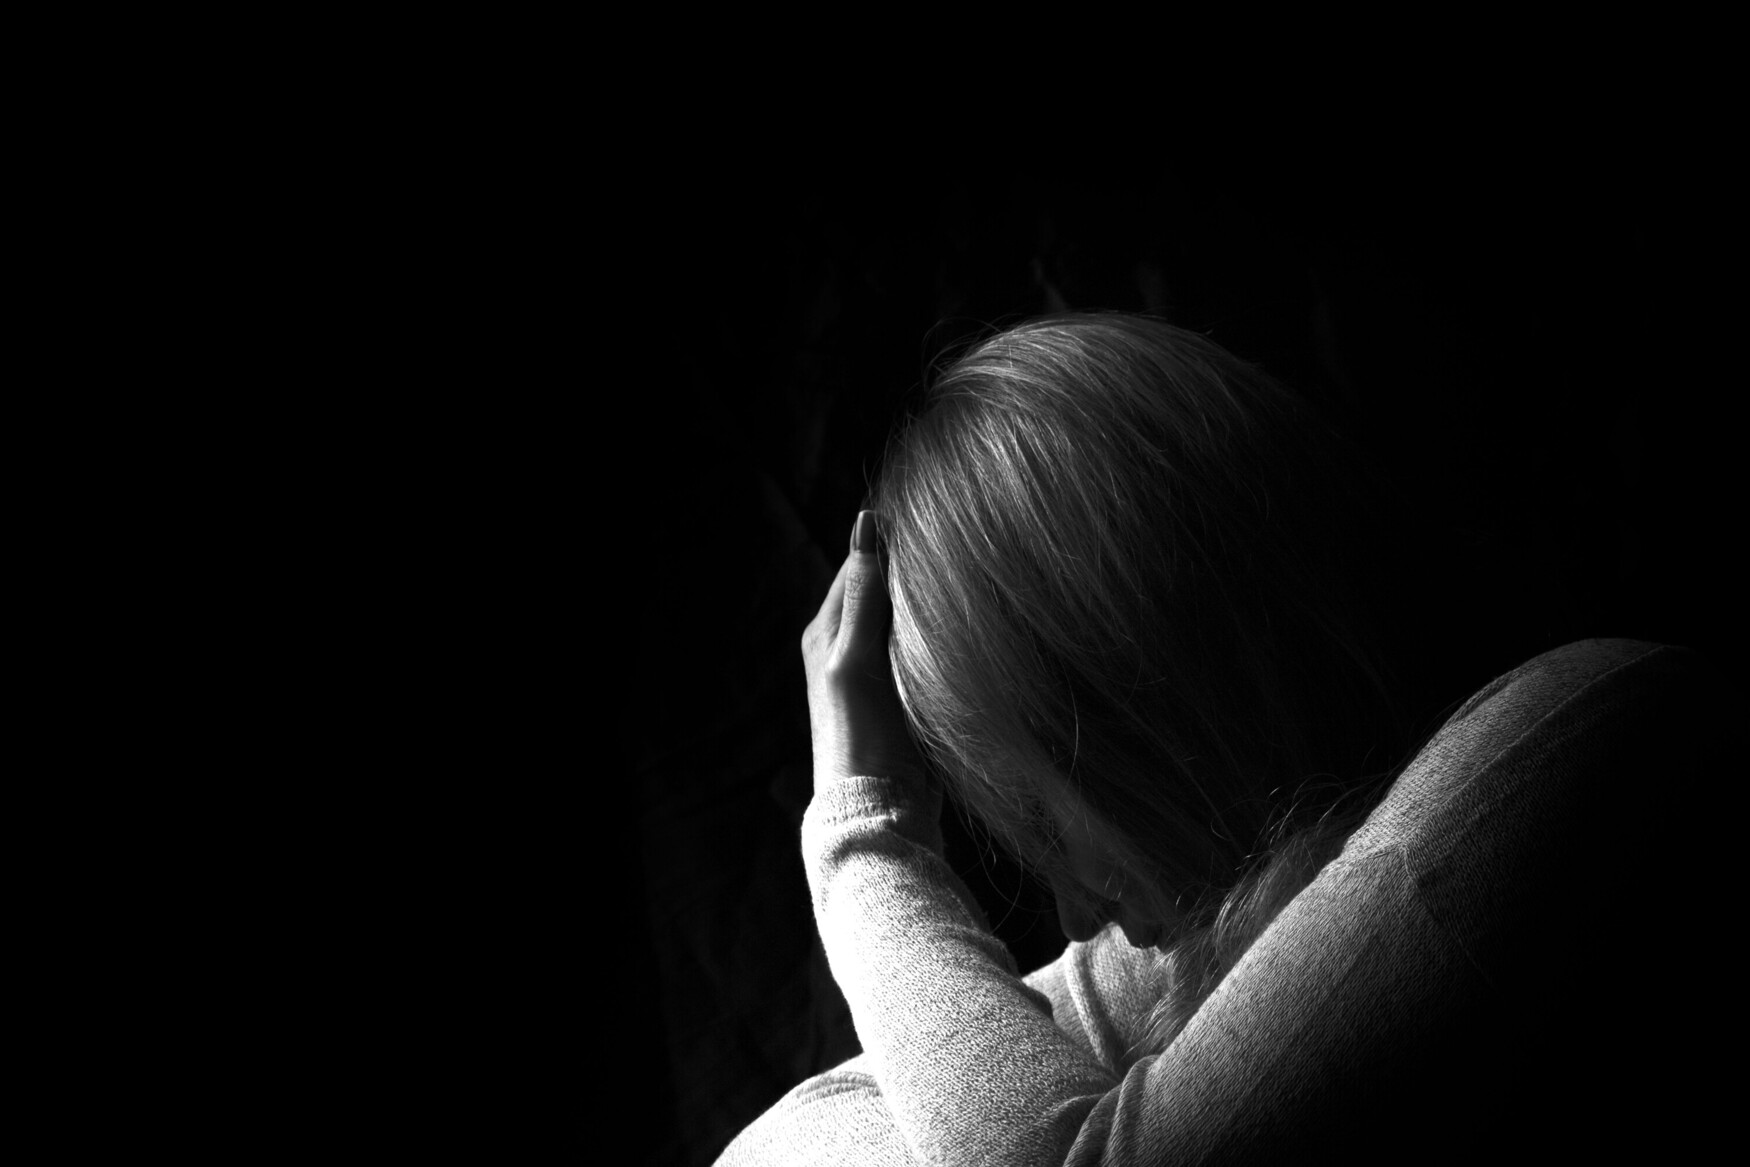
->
xmin=1340 ymin=637 xmax=1731 ymax=976
xmin=1249 ymin=639 xmax=1732 ymax=1157
xmin=1438 ymin=637 xmax=1698 ymax=739
xmin=1346 ymin=638 xmax=1720 ymax=858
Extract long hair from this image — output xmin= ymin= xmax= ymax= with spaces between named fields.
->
xmin=869 ymin=313 xmax=1413 ymax=1055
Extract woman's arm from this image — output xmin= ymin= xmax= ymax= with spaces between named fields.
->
xmin=802 ymin=772 xmax=1122 ymax=1162
xmin=801 ymin=516 xmax=1123 ymax=1160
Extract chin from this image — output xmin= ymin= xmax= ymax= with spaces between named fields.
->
xmin=1122 ymin=923 xmax=1167 ymax=950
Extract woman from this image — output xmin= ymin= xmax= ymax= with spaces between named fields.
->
xmin=719 ymin=314 xmax=1725 ymax=1164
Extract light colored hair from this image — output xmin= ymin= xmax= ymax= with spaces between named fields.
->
xmin=870 ymin=313 xmax=1411 ymax=1055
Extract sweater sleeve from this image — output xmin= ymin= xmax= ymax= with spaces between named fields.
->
xmin=802 ymin=775 xmax=1123 ymax=1163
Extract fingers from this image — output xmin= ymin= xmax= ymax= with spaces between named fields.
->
xmin=815 ymin=552 xmax=850 ymax=636
xmin=838 ymin=510 xmax=889 ymax=656
xmin=804 ymin=511 xmax=888 ymax=668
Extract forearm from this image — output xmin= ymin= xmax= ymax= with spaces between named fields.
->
xmin=803 ymin=776 xmax=1117 ymax=1164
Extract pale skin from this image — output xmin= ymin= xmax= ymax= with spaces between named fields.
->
xmin=802 ymin=510 xmax=1170 ymax=951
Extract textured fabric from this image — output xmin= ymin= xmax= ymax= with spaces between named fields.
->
xmin=717 ymin=640 xmax=1731 ymax=1164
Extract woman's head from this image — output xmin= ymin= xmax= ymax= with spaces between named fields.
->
xmin=870 ymin=313 xmax=1402 ymax=944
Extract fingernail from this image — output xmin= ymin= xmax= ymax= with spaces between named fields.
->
xmin=851 ymin=510 xmax=876 ymax=554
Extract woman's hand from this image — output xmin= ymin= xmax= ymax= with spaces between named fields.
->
xmin=802 ymin=511 xmax=927 ymax=788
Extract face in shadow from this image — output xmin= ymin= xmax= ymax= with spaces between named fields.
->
xmin=1049 ymin=802 xmax=1177 ymax=950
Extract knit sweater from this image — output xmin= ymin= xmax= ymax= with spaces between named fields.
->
xmin=718 ymin=640 xmax=1730 ymax=1164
